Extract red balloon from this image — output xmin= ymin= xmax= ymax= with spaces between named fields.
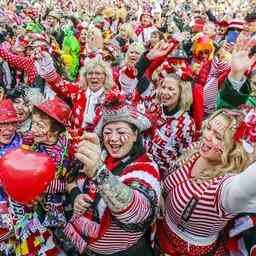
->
xmin=0 ymin=148 xmax=55 ymax=204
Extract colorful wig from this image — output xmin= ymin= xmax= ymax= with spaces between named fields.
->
xmin=192 ymin=35 xmax=215 ymax=60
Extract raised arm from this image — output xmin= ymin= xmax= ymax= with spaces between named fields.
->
xmin=35 ymin=52 xmax=86 ymax=128
xmin=221 ymin=162 xmax=256 ymax=213
xmin=0 ymin=47 xmax=37 ymax=85
xmin=217 ymin=34 xmax=254 ymax=109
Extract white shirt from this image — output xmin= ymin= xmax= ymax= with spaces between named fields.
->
xmin=84 ymin=87 xmax=104 ymax=125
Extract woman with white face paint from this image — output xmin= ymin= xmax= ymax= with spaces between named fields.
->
xmin=157 ymin=108 xmax=256 ymax=256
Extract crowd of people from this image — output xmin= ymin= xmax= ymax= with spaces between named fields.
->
xmin=0 ymin=0 xmax=256 ymax=255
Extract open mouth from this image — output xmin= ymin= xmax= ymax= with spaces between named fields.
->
xmin=109 ymin=144 xmax=122 ymax=153
xmin=16 ymin=111 xmax=25 ymax=118
xmin=130 ymin=57 xmax=137 ymax=62
xmin=90 ymin=80 xmax=100 ymax=86
xmin=161 ymin=96 xmax=171 ymax=103
xmin=200 ymin=142 xmax=211 ymax=153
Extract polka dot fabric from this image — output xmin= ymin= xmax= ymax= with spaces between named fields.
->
xmin=0 ymin=47 xmax=37 ymax=85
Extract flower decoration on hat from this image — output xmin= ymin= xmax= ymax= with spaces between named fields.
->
xmin=234 ymin=108 xmax=256 ymax=153
xmin=103 ymin=88 xmax=126 ymax=110
xmin=95 ymin=89 xmax=151 ymax=135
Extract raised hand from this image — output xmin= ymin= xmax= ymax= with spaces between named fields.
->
xmin=34 ymin=51 xmax=56 ymax=78
xmin=75 ymin=132 xmax=102 ymax=178
xmin=147 ymin=40 xmax=176 ymax=60
xmin=230 ymin=32 xmax=256 ymax=80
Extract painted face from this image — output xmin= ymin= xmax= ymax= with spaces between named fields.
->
xmin=0 ymin=122 xmax=17 ymax=145
xmin=158 ymin=77 xmax=180 ymax=110
xmin=86 ymin=65 xmax=106 ymax=92
xmin=200 ymin=114 xmax=229 ymax=163
xmin=127 ymin=50 xmax=141 ymax=65
xmin=31 ymin=113 xmax=54 ymax=144
xmin=198 ymin=49 xmax=210 ymax=60
xmin=12 ymin=97 xmax=30 ymax=121
xmin=103 ymin=121 xmax=137 ymax=159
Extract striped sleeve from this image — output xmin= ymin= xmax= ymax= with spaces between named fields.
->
xmin=113 ymin=160 xmax=160 ymax=224
xmin=112 ymin=190 xmax=151 ymax=223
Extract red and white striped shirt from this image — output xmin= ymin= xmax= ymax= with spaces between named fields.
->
xmin=65 ymin=152 xmax=160 ymax=254
xmin=163 ymin=153 xmax=235 ymax=246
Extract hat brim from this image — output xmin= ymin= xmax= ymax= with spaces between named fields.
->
xmin=34 ymin=105 xmax=66 ymax=127
xmin=95 ymin=114 xmax=151 ymax=137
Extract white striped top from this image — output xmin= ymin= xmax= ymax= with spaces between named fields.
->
xmin=163 ymin=153 xmax=236 ymax=245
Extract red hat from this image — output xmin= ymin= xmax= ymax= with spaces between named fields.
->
xmin=218 ymin=20 xmax=229 ymax=28
xmin=191 ymin=19 xmax=205 ymax=33
xmin=0 ymin=99 xmax=20 ymax=124
xmin=35 ymin=97 xmax=71 ymax=127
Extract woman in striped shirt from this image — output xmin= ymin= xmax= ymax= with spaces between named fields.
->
xmin=157 ymin=107 xmax=256 ymax=256
xmin=64 ymin=89 xmax=160 ymax=256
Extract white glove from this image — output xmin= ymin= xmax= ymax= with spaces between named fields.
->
xmin=35 ymin=51 xmax=56 ymax=78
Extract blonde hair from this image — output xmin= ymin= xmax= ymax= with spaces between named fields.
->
xmin=79 ymin=58 xmax=113 ymax=92
xmin=158 ymin=73 xmax=193 ymax=112
xmin=175 ymin=110 xmax=248 ymax=181
xmin=125 ymin=42 xmax=145 ymax=64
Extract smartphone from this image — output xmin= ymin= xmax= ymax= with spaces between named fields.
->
xmin=226 ymin=31 xmax=240 ymax=44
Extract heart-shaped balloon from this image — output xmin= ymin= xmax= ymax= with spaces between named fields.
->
xmin=0 ymin=148 xmax=55 ymax=204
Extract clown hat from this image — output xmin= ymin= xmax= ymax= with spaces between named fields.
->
xmin=34 ymin=97 xmax=71 ymax=127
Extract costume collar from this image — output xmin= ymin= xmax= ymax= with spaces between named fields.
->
xmin=33 ymin=132 xmax=68 ymax=167
xmin=86 ymin=87 xmax=105 ymax=98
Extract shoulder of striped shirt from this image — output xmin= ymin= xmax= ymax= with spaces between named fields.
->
xmin=119 ymin=153 xmax=161 ymax=195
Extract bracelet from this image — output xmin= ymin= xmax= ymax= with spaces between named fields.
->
xmin=92 ymin=164 xmax=109 ymax=186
